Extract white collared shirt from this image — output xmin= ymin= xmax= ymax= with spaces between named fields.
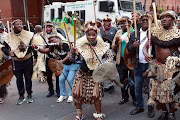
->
xmin=139 ymin=28 xmax=148 ymax=63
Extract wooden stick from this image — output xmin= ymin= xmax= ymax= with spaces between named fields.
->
xmin=152 ymin=2 xmax=158 ymax=27
xmin=93 ymin=0 xmax=97 ymax=24
xmin=27 ymin=20 xmax=30 ymax=32
xmin=73 ymin=18 xmax=77 ymax=47
xmin=63 ymin=22 xmax=71 ymax=47
xmin=148 ymin=17 xmax=152 ymax=56
xmin=7 ymin=21 xmax=15 ymax=70
xmin=44 ymin=21 xmax=46 ymax=34
xmin=7 ymin=21 xmax=12 ymax=49
xmin=133 ymin=0 xmax=137 ymax=38
xmin=126 ymin=20 xmax=130 ymax=38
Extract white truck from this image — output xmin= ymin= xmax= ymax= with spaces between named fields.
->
xmin=44 ymin=0 xmax=143 ymax=42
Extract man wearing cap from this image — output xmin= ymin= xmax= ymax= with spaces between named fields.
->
xmin=127 ymin=14 xmax=154 ymax=118
xmin=96 ymin=18 xmax=102 ymax=28
xmin=114 ymin=15 xmax=121 ymax=29
xmin=42 ymin=21 xmax=67 ymax=98
xmin=99 ymin=17 xmax=118 ymax=94
xmin=100 ymin=17 xmax=118 ymax=46
xmin=143 ymin=11 xmax=180 ymax=120
xmin=112 ymin=16 xmax=136 ymax=105
xmin=32 ymin=34 xmax=79 ymax=103
xmin=2 ymin=19 xmax=37 ymax=105
xmin=131 ymin=11 xmax=141 ymax=31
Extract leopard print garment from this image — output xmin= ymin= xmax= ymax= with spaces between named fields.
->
xmin=72 ymin=49 xmax=114 ymax=105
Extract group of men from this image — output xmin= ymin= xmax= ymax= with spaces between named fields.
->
xmin=0 ymin=9 xmax=180 ymax=120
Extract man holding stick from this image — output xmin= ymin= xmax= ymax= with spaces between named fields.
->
xmin=2 ymin=19 xmax=37 ymax=105
xmin=127 ymin=14 xmax=154 ymax=118
xmin=143 ymin=11 xmax=180 ymax=120
xmin=42 ymin=22 xmax=67 ymax=98
xmin=112 ymin=16 xmax=136 ymax=105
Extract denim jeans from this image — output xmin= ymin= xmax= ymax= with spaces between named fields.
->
xmin=59 ymin=64 xmax=79 ymax=96
xmin=134 ymin=63 xmax=150 ymax=109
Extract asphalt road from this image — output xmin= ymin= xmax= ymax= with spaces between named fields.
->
xmin=0 ymin=76 xmax=179 ymax=120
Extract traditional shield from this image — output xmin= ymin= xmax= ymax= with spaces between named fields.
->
xmin=48 ymin=58 xmax=63 ymax=76
xmin=0 ymin=59 xmax=14 ymax=85
xmin=123 ymin=44 xmax=134 ymax=70
xmin=92 ymin=62 xmax=124 ymax=88
xmin=93 ymin=63 xmax=117 ymax=83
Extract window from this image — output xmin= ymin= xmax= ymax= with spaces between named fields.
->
xmin=118 ymin=1 xmax=143 ymax=11
xmin=51 ymin=9 xmax=55 ymax=20
xmin=58 ymin=8 xmax=63 ymax=20
xmin=67 ymin=11 xmax=72 ymax=23
xmin=80 ymin=10 xmax=85 ymax=21
xmin=67 ymin=11 xmax=72 ymax=17
xmin=99 ymin=1 xmax=114 ymax=12
xmin=74 ymin=11 xmax=79 ymax=16
xmin=99 ymin=1 xmax=110 ymax=12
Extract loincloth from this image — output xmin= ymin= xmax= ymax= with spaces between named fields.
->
xmin=72 ymin=69 xmax=103 ymax=105
xmin=145 ymin=60 xmax=179 ymax=106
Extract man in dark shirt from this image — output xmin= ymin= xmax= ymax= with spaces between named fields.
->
xmin=32 ymin=35 xmax=79 ymax=103
xmin=99 ymin=17 xmax=118 ymax=46
xmin=42 ymin=22 xmax=66 ymax=98
xmin=2 ymin=19 xmax=37 ymax=105
xmin=99 ymin=17 xmax=118 ymax=94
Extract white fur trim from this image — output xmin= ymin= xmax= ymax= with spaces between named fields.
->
xmin=93 ymin=113 xmax=106 ymax=119
xmin=76 ymin=36 xmax=110 ymax=70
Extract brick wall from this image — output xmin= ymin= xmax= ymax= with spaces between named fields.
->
xmin=0 ymin=0 xmax=85 ymax=25
xmin=142 ymin=0 xmax=180 ymax=14
xmin=0 ymin=0 xmax=13 ymax=23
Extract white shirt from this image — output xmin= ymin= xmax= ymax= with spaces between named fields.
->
xmin=139 ymin=28 xmax=148 ymax=63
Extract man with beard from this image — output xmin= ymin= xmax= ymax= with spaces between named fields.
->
xmin=127 ymin=14 xmax=154 ymax=118
xmin=143 ymin=11 xmax=180 ymax=120
xmin=2 ymin=19 xmax=37 ymax=105
xmin=99 ymin=17 xmax=118 ymax=46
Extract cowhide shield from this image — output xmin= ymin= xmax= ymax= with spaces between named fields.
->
xmin=48 ymin=58 xmax=63 ymax=76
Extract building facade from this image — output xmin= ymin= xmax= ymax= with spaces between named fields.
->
xmin=142 ymin=0 xmax=180 ymax=14
xmin=0 ymin=0 xmax=83 ymax=25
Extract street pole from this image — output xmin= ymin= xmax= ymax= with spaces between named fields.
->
xmin=175 ymin=0 xmax=176 ymax=12
xmin=41 ymin=0 xmax=45 ymax=25
xmin=23 ymin=0 xmax=28 ymax=23
xmin=144 ymin=0 xmax=147 ymax=12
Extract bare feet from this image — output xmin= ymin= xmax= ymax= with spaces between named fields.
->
xmin=97 ymin=118 xmax=103 ymax=120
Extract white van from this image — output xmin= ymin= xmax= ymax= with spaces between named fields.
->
xmin=44 ymin=0 xmax=143 ymax=42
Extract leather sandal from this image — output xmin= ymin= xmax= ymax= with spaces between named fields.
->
xmin=75 ymin=115 xmax=85 ymax=120
xmin=75 ymin=109 xmax=84 ymax=120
